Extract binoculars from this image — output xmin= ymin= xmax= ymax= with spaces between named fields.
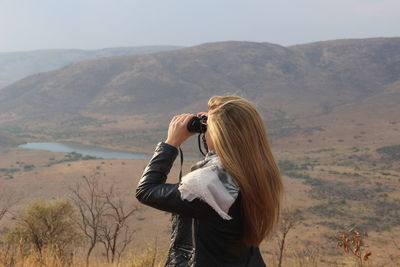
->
xmin=187 ymin=115 xmax=207 ymax=133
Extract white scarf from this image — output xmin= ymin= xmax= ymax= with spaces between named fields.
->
xmin=178 ymin=152 xmax=240 ymax=220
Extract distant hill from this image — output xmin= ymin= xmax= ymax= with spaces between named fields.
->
xmin=1 ymin=38 xmax=399 ymax=115
xmin=0 ymin=37 xmax=399 ymax=144
xmin=0 ymin=46 xmax=183 ymax=89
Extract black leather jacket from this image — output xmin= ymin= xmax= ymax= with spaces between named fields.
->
xmin=136 ymin=142 xmax=266 ymax=267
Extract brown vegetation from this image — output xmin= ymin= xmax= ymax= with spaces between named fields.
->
xmin=70 ymin=172 xmax=139 ymax=266
xmin=0 ymin=244 xmax=167 ymax=267
xmin=274 ymin=209 xmax=304 ymax=267
xmin=5 ymin=200 xmax=83 ymax=263
xmin=333 ymin=228 xmax=371 ymax=267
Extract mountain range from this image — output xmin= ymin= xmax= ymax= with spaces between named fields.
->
xmin=0 ymin=46 xmax=182 ymax=90
xmin=0 ymin=37 xmax=399 ymax=149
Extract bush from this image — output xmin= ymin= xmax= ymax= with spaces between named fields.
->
xmin=278 ymin=159 xmax=306 ymax=174
xmin=5 ymin=200 xmax=83 ymax=261
xmin=23 ymin=164 xmax=35 ymax=171
xmin=376 ymin=144 xmax=400 ymax=161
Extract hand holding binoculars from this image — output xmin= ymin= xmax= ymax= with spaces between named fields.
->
xmin=187 ymin=115 xmax=207 ymax=133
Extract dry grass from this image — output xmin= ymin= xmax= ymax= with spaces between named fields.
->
xmin=0 ymin=242 xmax=167 ymax=267
xmin=1 ymin=126 xmax=400 ymax=267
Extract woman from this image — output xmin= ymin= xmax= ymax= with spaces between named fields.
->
xmin=136 ymin=96 xmax=283 ymax=266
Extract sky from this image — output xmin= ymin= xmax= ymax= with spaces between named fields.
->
xmin=0 ymin=0 xmax=399 ymax=52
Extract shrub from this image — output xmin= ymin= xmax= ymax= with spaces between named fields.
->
xmin=376 ymin=144 xmax=400 ymax=161
xmin=5 ymin=200 xmax=83 ymax=261
xmin=23 ymin=164 xmax=35 ymax=171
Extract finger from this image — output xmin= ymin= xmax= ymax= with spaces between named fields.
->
xmin=180 ymin=114 xmax=193 ymax=121
xmin=197 ymin=112 xmax=207 ymax=117
xmin=182 ymin=114 xmax=195 ymax=125
xmin=172 ymin=115 xmax=180 ymax=122
xmin=177 ymin=114 xmax=191 ymax=123
xmin=173 ymin=114 xmax=184 ymax=123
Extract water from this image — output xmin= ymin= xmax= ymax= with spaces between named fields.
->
xmin=18 ymin=142 xmax=151 ymax=159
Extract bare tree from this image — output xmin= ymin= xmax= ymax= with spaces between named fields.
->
xmin=70 ymin=173 xmax=108 ymax=267
xmin=98 ymin=186 xmax=139 ymax=264
xmin=275 ymin=208 xmax=303 ymax=267
xmin=70 ymin=171 xmax=139 ymax=266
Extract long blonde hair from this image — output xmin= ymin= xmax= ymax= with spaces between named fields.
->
xmin=207 ymin=96 xmax=283 ymax=246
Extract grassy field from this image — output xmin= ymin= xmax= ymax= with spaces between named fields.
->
xmin=0 ymin=112 xmax=399 ymax=266
xmin=1 ymin=142 xmax=399 ymax=266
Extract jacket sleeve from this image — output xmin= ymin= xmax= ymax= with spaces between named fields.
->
xmin=135 ymin=142 xmax=214 ymax=219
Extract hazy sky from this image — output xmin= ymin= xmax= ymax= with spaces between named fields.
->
xmin=0 ymin=0 xmax=399 ymax=52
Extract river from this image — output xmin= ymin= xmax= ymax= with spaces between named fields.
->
xmin=18 ymin=142 xmax=151 ymax=159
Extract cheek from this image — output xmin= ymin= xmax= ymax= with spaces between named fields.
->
xmin=205 ymin=131 xmax=213 ymax=148
xmin=205 ymin=130 xmax=210 ymax=142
